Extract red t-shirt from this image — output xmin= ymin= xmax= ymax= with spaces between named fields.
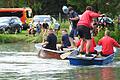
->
xmin=77 ymin=10 xmax=100 ymax=28
xmin=76 ymin=38 xmax=96 ymax=52
xmin=98 ymin=36 xmax=120 ymax=55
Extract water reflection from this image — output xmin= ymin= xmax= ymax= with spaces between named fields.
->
xmin=0 ymin=43 xmax=119 ymax=80
xmin=66 ymin=67 xmax=99 ymax=80
xmin=0 ymin=42 xmax=36 ymax=52
xmin=100 ymin=67 xmax=115 ymax=80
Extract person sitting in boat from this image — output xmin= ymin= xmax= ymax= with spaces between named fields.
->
xmin=42 ymin=28 xmax=57 ymax=50
xmin=75 ymin=37 xmax=97 ymax=55
xmin=98 ymin=30 xmax=120 ymax=56
xmin=59 ymin=29 xmax=71 ymax=51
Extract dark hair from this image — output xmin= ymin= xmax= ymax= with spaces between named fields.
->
xmin=68 ymin=6 xmax=73 ymax=12
xmin=48 ymin=28 xmax=53 ymax=31
xmin=86 ymin=6 xmax=93 ymax=11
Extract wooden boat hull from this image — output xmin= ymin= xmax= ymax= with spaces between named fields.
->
xmin=35 ymin=43 xmax=67 ymax=59
xmin=38 ymin=49 xmax=63 ymax=59
xmin=68 ymin=54 xmax=114 ymax=66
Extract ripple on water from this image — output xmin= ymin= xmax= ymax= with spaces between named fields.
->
xmin=0 ymin=52 xmax=76 ymax=80
xmin=0 ymin=50 xmax=120 ymax=80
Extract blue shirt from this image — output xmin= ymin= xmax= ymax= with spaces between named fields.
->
xmin=62 ymin=34 xmax=71 ymax=47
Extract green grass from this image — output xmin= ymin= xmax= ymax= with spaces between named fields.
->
xmin=0 ymin=21 xmax=120 ymax=44
xmin=0 ymin=21 xmax=70 ymax=43
xmin=94 ymin=23 xmax=120 ymax=43
xmin=0 ymin=30 xmax=38 ymax=43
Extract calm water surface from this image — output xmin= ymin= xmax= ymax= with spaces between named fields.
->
xmin=0 ymin=43 xmax=120 ymax=80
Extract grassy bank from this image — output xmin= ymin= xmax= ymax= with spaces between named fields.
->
xmin=0 ymin=21 xmax=70 ymax=43
xmin=0 ymin=21 xmax=120 ymax=44
xmin=0 ymin=31 xmax=41 ymax=43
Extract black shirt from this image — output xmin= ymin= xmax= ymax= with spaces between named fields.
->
xmin=44 ymin=33 xmax=57 ymax=50
xmin=43 ymin=23 xmax=49 ymax=29
xmin=68 ymin=11 xmax=79 ymax=29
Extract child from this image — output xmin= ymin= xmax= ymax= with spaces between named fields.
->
xmin=54 ymin=22 xmax=60 ymax=34
xmin=28 ymin=22 xmax=36 ymax=36
xmin=59 ymin=29 xmax=71 ymax=51
xmin=42 ymin=19 xmax=49 ymax=42
xmin=36 ymin=21 xmax=41 ymax=34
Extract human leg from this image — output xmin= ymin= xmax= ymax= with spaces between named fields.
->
xmin=79 ymin=38 xmax=85 ymax=52
xmin=69 ymin=29 xmax=75 ymax=47
xmin=86 ymin=39 xmax=91 ymax=54
xmin=42 ymin=29 xmax=45 ymax=42
xmin=77 ymin=25 xmax=91 ymax=54
xmin=77 ymin=26 xmax=85 ymax=52
xmin=84 ymin=27 xmax=91 ymax=55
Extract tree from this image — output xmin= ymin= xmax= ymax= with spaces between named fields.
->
xmin=67 ymin=0 xmax=120 ymax=17
xmin=0 ymin=0 xmax=119 ymax=17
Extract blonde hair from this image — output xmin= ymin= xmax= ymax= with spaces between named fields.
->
xmin=86 ymin=6 xmax=93 ymax=11
xmin=105 ymin=30 xmax=110 ymax=36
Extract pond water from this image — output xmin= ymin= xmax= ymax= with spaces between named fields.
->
xmin=0 ymin=43 xmax=120 ymax=80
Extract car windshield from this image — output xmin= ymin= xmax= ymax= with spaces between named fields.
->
xmin=33 ymin=17 xmax=50 ymax=22
xmin=0 ymin=18 xmax=10 ymax=23
xmin=13 ymin=18 xmax=22 ymax=24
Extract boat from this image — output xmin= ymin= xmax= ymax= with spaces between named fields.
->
xmin=68 ymin=54 xmax=114 ymax=66
xmin=35 ymin=43 xmax=74 ymax=59
xmin=67 ymin=46 xmax=117 ymax=66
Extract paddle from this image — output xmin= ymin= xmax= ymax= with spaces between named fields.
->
xmin=60 ymin=47 xmax=80 ymax=59
xmin=90 ymin=54 xmax=98 ymax=60
xmin=38 ymin=44 xmax=43 ymax=57
xmin=60 ymin=52 xmax=72 ymax=59
xmin=37 ymin=43 xmax=48 ymax=57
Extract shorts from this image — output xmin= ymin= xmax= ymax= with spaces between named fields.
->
xmin=90 ymin=50 xmax=97 ymax=54
xmin=100 ymin=52 xmax=110 ymax=57
xmin=69 ymin=28 xmax=77 ymax=39
xmin=77 ymin=25 xmax=91 ymax=39
xmin=43 ymin=26 xmax=48 ymax=29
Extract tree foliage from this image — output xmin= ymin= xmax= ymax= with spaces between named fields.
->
xmin=67 ymin=0 xmax=120 ymax=17
xmin=0 ymin=0 xmax=119 ymax=17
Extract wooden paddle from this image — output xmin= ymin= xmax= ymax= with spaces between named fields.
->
xmin=91 ymin=54 xmax=98 ymax=60
xmin=60 ymin=51 xmax=72 ymax=59
xmin=60 ymin=47 xmax=80 ymax=59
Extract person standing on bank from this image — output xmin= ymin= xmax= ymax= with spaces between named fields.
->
xmin=42 ymin=19 xmax=49 ymax=42
xmin=36 ymin=21 xmax=41 ymax=34
xmin=77 ymin=6 xmax=103 ymax=56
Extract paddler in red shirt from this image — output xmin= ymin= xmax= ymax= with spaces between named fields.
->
xmin=75 ymin=37 xmax=97 ymax=54
xmin=98 ymin=30 xmax=120 ymax=56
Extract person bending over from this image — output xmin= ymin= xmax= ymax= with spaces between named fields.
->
xmin=77 ymin=6 xmax=103 ymax=56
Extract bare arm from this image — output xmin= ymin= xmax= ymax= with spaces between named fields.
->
xmin=69 ymin=16 xmax=79 ymax=21
xmin=42 ymin=41 xmax=48 ymax=46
